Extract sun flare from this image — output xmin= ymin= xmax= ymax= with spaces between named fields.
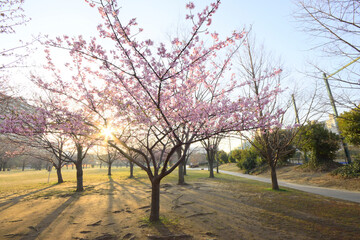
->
xmin=101 ymin=126 xmax=113 ymax=139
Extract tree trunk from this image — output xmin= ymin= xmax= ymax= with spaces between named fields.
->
xmin=206 ymin=150 xmax=215 ymax=178
xmin=56 ymin=166 xmax=64 ymax=184
xmin=108 ymin=162 xmax=112 ymax=176
xmin=75 ymin=145 xmax=84 ymax=192
xmin=209 ymin=158 xmax=214 ymax=178
xmin=216 ymin=159 xmax=219 ymax=173
xmin=177 ymin=147 xmax=185 ymax=185
xmin=183 ymin=161 xmax=187 ymax=175
xmin=75 ymin=162 xmax=84 ymax=192
xmin=149 ymin=177 xmax=161 ymax=222
xmin=22 ymin=159 xmax=25 ymax=171
xmin=129 ymin=161 xmax=134 ymax=178
xmin=178 ymin=160 xmax=185 ymax=185
xmin=270 ymin=165 xmax=279 ymax=190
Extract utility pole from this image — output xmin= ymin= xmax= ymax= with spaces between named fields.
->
xmin=291 ymin=94 xmax=300 ymax=125
xmin=291 ymin=94 xmax=308 ymax=163
xmin=323 ymin=73 xmax=352 ymax=164
xmin=320 ymin=56 xmax=360 ymax=164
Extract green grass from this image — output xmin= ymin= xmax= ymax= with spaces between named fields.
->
xmin=1 ymin=166 xmax=359 ymax=239
xmin=0 ymin=167 xmax=146 ymax=193
xmin=0 ymin=166 xmax=274 ymax=197
xmin=218 ymin=163 xmax=242 ymax=172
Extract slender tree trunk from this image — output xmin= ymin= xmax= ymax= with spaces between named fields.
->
xmin=75 ymin=145 xmax=84 ymax=192
xmin=75 ymin=162 xmax=84 ymax=192
xmin=270 ymin=165 xmax=279 ymax=190
xmin=56 ymin=166 xmax=64 ymax=184
xmin=108 ymin=162 xmax=112 ymax=176
xmin=149 ymin=177 xmax=161 ymax=222
xmin=209 ymin=158 xmax=214 ymax=178
xmin=183 ymin=161 xmax=187 ymax=175
xmin=177 ymin=148 xmax=186 ymax=185
xmin=129 ymin=161 xmax=134 ymax=178
xmin=216 ymin=159 xmax=219 ymax=173
xmin=22 ymin=159 xmax=25 ymax=171
xmin=206 ymin=150 xmax=215 ymax=178
xmin=178 ymin=160 xmax=185 ymax=185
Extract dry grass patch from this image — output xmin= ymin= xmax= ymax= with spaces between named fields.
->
xmin=0 ymin=167 xmax=359 ymax=239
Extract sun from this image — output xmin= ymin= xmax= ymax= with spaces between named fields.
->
xmin=101 ymin=126 xmax=113 ymax=140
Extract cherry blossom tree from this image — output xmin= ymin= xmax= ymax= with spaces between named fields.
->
xmin=96 ymin=144 xmax=120 ymax=175
xmin=0 ymin=0 xmax=28 ymax=34
xmin=0 ymin=91 xmax=95 ymax=189
xmin=26 ymin=0 xmax=284 ymax=221
xmin=0 ymin=137 xmax=25 ymax=171
xmin=236 ymin=34 xmax=317 ymax=190
xmin=201 ymin=134 xmax=223 ymax=178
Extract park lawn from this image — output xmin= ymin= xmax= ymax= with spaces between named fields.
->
xmin=0 ymin=167 xmax=359 ymax=239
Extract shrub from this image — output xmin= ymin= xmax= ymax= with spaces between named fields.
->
xmin=297 ymin=122 xmax=340 ymax=168
xmin=332 ymin=156 xmax=360 ymax=178
xmin=237 ymin=149 xmax=259 ymax=173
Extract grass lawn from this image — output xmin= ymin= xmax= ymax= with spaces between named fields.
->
xmin=0 ymin=167 xmax=359 ymax=239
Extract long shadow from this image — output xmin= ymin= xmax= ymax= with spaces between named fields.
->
xmin=20 ymin=193 xmax=80 ymax=240
xmin=0 ymin=192 xmax=22 ymax=200
xmin=152 ymin=221 xmax=173 ymax=236
xmin=150 ymin=221 xmax=192 ymax=239
xmin=131 ymin=177 xmax=150 ymax=187
xmin=0 ymin=185 xmax=57 ymax=212
xmin=112 ymin=180 xmax=143 ymax=202
xmin=107 ymin=176 xmax=114 ymax=212
xmin=106 ymin=176 xmax=119 ymax=233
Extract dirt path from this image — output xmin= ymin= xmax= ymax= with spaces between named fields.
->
xmin=220 ymin=170 xmax=360 ymax=203
xmin=0 ymin=175 xmax=360 ymax=239
xmin=219 ymin=164 xmax=360 ymax=191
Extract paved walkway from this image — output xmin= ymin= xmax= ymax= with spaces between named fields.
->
xmin=219 ymin=170 xmax=360 ymax=203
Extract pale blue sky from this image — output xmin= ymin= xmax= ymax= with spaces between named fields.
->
xmin=4 ymin=0 xmax=312 ymax=74
xmin=2 ymin=0 xmax=327 ymax=151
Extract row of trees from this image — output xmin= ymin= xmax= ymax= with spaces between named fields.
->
xmin=1 ymin=0 xmax=358 ymax=222
xmin=0 ymin=0 xmax=287 ymax=222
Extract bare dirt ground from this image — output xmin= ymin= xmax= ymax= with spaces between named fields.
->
xmin=220 ymin=163 xmax=360 ymax=192
xmin=0 ymin=170 xmax=360 ymax=240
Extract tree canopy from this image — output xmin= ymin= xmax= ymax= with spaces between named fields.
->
xmin=338 ymin=107 xmax=360 ymax=146
xmin=298 ymin=122 xmax=340 ymax=167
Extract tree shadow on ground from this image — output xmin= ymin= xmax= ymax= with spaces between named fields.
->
xmin=130 ymin=176 xmax=150 ymax=186
xmin=112 ymin=180 xmax=144 ymax=202
xmin=147 ymin=220 xmax=192 ymax=240
xmin=0 ymin=185 xmax=57 ymax=212
xmin=19 ymin=193 xmax=80 ymax=240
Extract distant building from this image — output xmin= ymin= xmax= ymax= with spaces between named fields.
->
xmin=0 ymin=93 xmax=35 ymax=114
xmin=324 ymin=114 xmax=339 ymax=134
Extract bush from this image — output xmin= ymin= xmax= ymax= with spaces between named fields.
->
xmin=236 ymin=149 xmax=259 ymax=173
xmin=332 ymin=157 xmax=360 ymax=178
xmin=297 ymin=122 xmax=340 ymax=168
